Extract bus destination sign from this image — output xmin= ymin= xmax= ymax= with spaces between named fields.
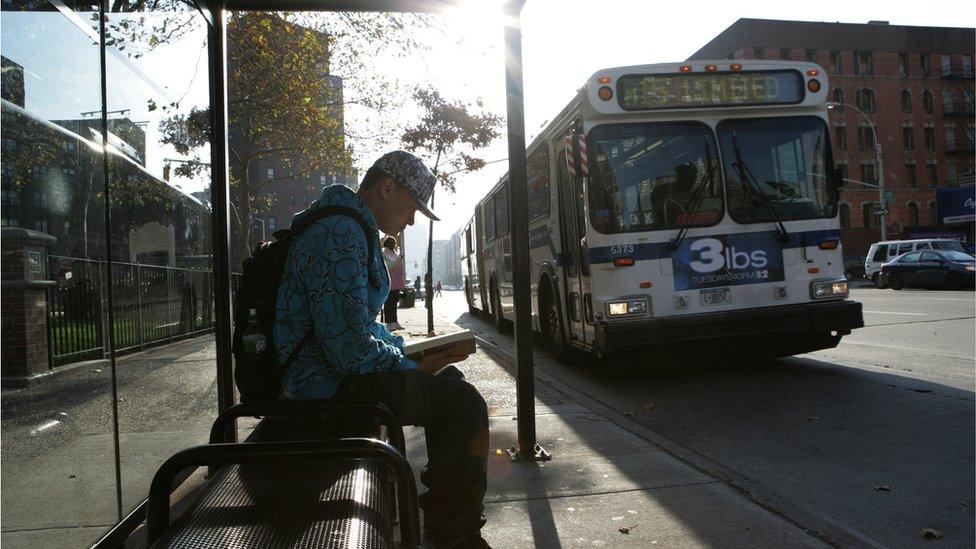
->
xmin=618 ymin=71 xmax=805 ymax=110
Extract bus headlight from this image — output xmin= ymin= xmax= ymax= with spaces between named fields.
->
xmin=811 ymin=279 xmax=848 ymax=299
xmin=607 ymin=298 xmax=648 ymax=317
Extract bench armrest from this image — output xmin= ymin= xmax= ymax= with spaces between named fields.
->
xmin=147 ymin=438 xmax=420 ymax=548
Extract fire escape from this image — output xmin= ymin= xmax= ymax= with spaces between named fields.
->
xmin=942 ymin=58 xmax=975 ymax=181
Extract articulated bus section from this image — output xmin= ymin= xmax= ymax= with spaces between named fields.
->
xmin=460 ymin=60 xmax=864 ymax=362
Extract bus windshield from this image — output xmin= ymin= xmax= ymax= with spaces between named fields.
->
xmin=717 ymin=116 xmax=837 ymax=224
xmin=587 ymin=122 xmax=723 ymax=234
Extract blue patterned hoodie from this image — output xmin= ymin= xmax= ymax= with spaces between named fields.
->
xmin=275 ymin=184 xmax=418 ymax=399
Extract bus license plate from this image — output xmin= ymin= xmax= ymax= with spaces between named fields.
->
xmin=700 ymin=288 xmax=730 ymax=306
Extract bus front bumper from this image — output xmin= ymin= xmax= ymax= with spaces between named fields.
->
xmin=594 ymin=300 xmax=864 ymax=355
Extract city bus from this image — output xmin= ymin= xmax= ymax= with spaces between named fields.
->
xmin=461 ymin=60 xmax=864 ymax=362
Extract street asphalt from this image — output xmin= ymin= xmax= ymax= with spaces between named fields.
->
xmin=437 ymin=285 xmax=976 ymax=549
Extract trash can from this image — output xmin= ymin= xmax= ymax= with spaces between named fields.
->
xmin=399 ymin=288 xmax=416 ymax=309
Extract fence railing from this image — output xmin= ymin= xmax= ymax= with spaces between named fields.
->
xmin=47 ymin=256 xmax=217 ymax=366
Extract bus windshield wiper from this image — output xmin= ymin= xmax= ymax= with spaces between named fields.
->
xmin=669 ymin=137 xmax=716 ymax=252
xmin=730 ymin=130 xmax=790 ymax=242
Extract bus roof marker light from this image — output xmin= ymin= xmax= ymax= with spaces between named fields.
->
xmin=598 ymin=86 xmax=614 ymax=101
xmin=730 ymin=63 xmax=742 ymax=71
xmin=705 ymin=64 xmax=718 ymax=72
xmin=597 ymin=76 xmax=612 ymax=84
xmin=819 ymin=239 xmax=839 ymax=250
xmin=808 ymin=267 xmax=820 ymax=274
xmin=806 ymin=69 xmax=820 ymax=76
xmin=613 ymin=257 xmax=635 ymax=267
xmin=808 ymin=79 xmax=821 ymax=93
xmin=679 ymin=65 xmax=692 ymax=72
xmin=639 ymin=281 xmax=652 ymax=289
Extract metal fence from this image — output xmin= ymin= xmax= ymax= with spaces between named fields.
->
xmin=47 ymin=256 xmax=216 ymax=366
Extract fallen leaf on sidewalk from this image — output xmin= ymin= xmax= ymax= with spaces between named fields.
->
xmin=642 ymin=403 xmax=654 ymax=411
xmin=623 ymin=411 xmax=634 ymax=417
xmin=873 ymin=484 xmax=891 ymax=491
xmin=92 ymin=369 xmax=102 ymax=373
xmin=618 ymin=524 xmax=638 ymax=534
xmin=918 ymin=528 xmax=943 ymax=540
xmin=807 ymin=416 xmax=819 ymax=421
xmin=68 ymin=474 xmax=76 ymax=479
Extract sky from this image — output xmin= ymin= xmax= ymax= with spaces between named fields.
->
xmin=362 ymin=0 xmax=975 ymax=263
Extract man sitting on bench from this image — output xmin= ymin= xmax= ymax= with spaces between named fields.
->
xmin=274 ymin=150 xmax=491 ymax=549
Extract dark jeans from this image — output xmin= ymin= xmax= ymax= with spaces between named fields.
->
xmin=384 ymin=289 xmax=401 ymax=323
xmin=332 ymin=369 xmax=489 ymax=538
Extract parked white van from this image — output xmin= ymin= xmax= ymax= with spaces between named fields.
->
xmin=865 ymin=239 xmax=968 ymax=287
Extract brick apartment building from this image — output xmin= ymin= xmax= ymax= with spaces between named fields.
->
xmin=689 ymin=19 xmax=975 ymax=256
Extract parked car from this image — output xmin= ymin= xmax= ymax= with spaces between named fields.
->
xmin=865 ymin=239 xmax=968 ymax=288
xmin=879 ymin=250 xmax=976 ymax=290
xmin=843 ymin=255 xmax=866 ymax=281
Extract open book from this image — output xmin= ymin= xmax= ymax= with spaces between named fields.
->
xmin=403 ymin=329 xmax=476 ymax=360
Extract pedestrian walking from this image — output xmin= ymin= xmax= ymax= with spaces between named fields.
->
xmin=435 ymin=280 xmax=443 ymax=297
xmin=382 ymin=236 xmax=405 ymax=331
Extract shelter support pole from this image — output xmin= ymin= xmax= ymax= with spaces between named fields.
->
xmin=503 ymin=0 xmax=549 ymax=462
xmin=208 ymin=5 xmax=237 ymax=424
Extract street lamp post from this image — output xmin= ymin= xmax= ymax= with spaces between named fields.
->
xmin=827 ymin=101 xmax=886 ymax=240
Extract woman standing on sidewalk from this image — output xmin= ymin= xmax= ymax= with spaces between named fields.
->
xmin=382 ymin=236 xmax=406 ymax=331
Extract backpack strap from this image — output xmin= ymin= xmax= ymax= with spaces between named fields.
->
xmin=287 ymin=205 xmax=379 ymax=288
xmin=278 ymin=206 xmax=381 ymax=374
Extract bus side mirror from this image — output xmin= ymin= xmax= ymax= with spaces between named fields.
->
xmin=564 ymin=134 xmax=588 ymax=177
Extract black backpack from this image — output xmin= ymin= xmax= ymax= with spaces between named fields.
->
xmin=232 ymin=206 xmax=378 ymax=404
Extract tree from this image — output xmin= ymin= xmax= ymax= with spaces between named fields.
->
xmin=158 ymin=11 xmax=437 ymax=266
xmin=401 ymin=87 xmax=502 ymax=335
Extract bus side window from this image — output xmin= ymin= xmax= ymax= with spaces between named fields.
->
xmin=872 ymin=245 xmax=887 ymax=262
xmin=485 ymin=199 xmax=496 ymax=239
xmin=527 ymin=146 xmax=550 ymax=221
xmin=494 ymin=185 xmax=509 ymax=236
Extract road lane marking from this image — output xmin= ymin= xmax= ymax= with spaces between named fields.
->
xmin=863 ymin=311 xmax=928 ymax=316
xmin=838 ymin=340 xmax=975 ymax=361
xmin=927 ymin=298 xmax=975 ymax=302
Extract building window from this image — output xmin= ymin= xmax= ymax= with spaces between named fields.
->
xmin=830 ymin=51 xmax=842 ymax=74
xmin=780 ymin=48 xmax=791 ymax=60
xmin=33 ymin=191 xmax=45 ymax=208
xmin=929 ymin=201 xmax=938 ymax=224
xmin=855 ymin=88 xmax=875 ymax=112
xmin=943 ymin=89 xmax=956 ymax=114
xmin=862 ymin=202 xmax=876 ymax=227
xmin=920 ymin=53 xmax=931 ymax=76
xmin=332 ymin=175 xmax=337 ymax=184
xmin=839 ymin=203 xmax=851 ymax=228
xmin=33 ymin=220 xmax=48 ymax=232
xmin=0 ymin=189 xmax=21 ymax=206
xmin=835 ymin=126 xmax=847 ymax=151
xmin=945 ymin=126 xmax=956 ymax=148
xmin=941 ymin=54 xmax=952 ymax=76
xmin=964 ymin=54 xmax=974 ymax=77
xmin=907 ymin=202 xmax=919 ymax=226
xmin=268 ymin=216 xmax=277 ymax=232
xmin=319 ymin=173 xmax=326 ymax=185
xmin=947 ymin=164 xmax=958 ymax=185
xmin=905 ymin=164 xmax=917 ymax=187
xmin=860 ymin=163 xmax=876 ymax=185
xmin=753 ymin=48 xmax=764 ymax=59
xmin=922 ymin=90 xmax=934 ymax=113
xmin=854 ymin=51 xmax=873 ymax=75
xmin=924 ymin=127 xmax=935 ymax=151
xmin=832 ymin=88 xmax=845 ymax=110
xmin=837 ymin=163 xmax=848 ymax=182
xmin=901 ymin=90 xmax=912 ymax=113
xmin=899 ymin=53 xmax=910 ymax=77
xmin=266 ymin=167 xmax=275 ymax=180
xmin=805 ymin=49 xmax=816 ymax=63
xmin=858 ymin=126 xmax=875 ymax=151
xmin=927 ymin=163 xmax=938 ymax=186
xmin=902 ymin=127 xmax=914 ymax=151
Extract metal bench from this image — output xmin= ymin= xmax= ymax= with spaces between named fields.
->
xmin=145 ymin=401 xmax=421 ymax=548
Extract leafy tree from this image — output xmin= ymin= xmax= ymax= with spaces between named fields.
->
xmin=401 ymin=87 xmax=502 ymax=334
xmin=158 ymin=11 xmax=437 ymax=265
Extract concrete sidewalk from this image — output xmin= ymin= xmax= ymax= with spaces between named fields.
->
xmin=394 ymin=301 xmax=827 ymax=548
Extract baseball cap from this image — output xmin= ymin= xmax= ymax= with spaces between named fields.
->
xmin=371 ymin=150 xmax=440 ymax=221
